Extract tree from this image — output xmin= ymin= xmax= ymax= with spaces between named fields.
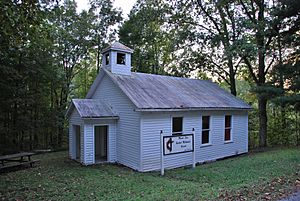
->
xmin=71 ymin=56 xmax=97 ymax=99
xmin=238 ymin=0 xmax=300 ymax=146
xmin=48 ymin=0 xmax=122 ymax=146
xmin=269 ymin=0 xmax=300 ymax=111
xmin=168 ymin=0 xmax=245 ymax=95
xmin=49 ymin=0 xmax=95 ymax=146
xmin=0 ymin=0 xmax=123 ymax=152
xmin=89 ymin=0 xmax=122 ymax=73
xmin=0 ymin=0 xmax=58 ymax=152
xmin=119 ymin=0 xmax=175 ymax=74
xmin=168 ymin=0 xmax=300 ymax=147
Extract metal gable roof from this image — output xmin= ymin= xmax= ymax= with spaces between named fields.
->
xmin=105 ymin=69 xmax=252 ymax=111
xmin=101 ymin=41 xmax=134 ymax=54
xmin=70 ymin=99 xmax=118 ymax=119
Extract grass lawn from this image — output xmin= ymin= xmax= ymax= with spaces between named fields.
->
xmin=0 ymin=148 xmax=299 ymax=201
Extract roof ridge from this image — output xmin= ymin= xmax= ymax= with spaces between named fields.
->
xmin=130 ymin=71 xmax=213 ymax=82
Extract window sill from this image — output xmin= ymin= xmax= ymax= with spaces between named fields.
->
xmin=172 ymin=132 xmax=183 ymax=136
xmin=200 ymin=143 xmax=212 ymax=148
xmin=224 ymin=140 xmax=233 ymax=144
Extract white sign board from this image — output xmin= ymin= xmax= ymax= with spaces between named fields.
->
xmin=163 ymin=134 xmax=194 ymax=155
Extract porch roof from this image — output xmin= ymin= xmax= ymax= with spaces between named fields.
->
xmin=68 ymin=99 xmax=118 ymax=119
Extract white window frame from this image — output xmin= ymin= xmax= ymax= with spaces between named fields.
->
xmin=171 ymin=116 xmax=183 ymax=135
xmin=224 ymin=115 xmax=233 ymax=143
xmin=201 ymin=116 xmax=211 ymax=146
xmin=116 ymin=52 xmax=126 ymax=65
xmin=105 ymin=53 xmax=110 ymax=65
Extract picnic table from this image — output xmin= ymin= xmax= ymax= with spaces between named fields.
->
xmin=0 ymin=152 xmax=40 ymax=172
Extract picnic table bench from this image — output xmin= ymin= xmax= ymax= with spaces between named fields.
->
xmin=0 ymin=152 xmax=40 ymax=172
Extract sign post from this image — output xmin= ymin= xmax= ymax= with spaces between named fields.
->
xmin=160 ymin=130 xmax=195 ymax=176
xmin=160 ymin=130 xmax=164 ymax=176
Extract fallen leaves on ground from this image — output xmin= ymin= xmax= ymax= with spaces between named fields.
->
xmin=218 ymin=172 xmax=300 ymax=201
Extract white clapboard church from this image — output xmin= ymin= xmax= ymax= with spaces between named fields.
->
xmin=66 ymin=42 xmax=251 ymax=172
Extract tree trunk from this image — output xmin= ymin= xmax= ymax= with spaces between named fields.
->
xmin=278 ymin=35 xmax=287 ymax=144
xmin=96 ymin=36 xmax=101 ymax=73
xmin=97 ymin=46 xmax=101 ymax=73
xmin=258 ymin=96 xmax=267 ymax=147
xmin=58 ymin=124 xmax=64 ymax=147
xmin=228 ymin=59 xmax=237 ymax=96
xmin=216 ymin=5 xmax=237 ymax=96
xmin=296 ymin=111 xmax=299 ymax=146
xmin=256 ymin=0 xmax=267 ymax=147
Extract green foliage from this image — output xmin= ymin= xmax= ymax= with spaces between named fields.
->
xmin=168 ymin=0 xmax=247 ymax=95
xmin=0 ymin=148 xmax=299 ymax=200
xmin=0 ymin=0 xmax=58 ymax=152
xmin=267 ymin=105 xmax=300 ymax=146
xmin=49 ymin=0 xmax=94 ymax=106
xmin=0 ymin=0 xmax=121 ymax=152
xmin=119 ymin=0 xmax=175 ymax=74
xmin=89 ymin=0 xmax=122 ymax=72
xmin=231 ymin=0 xmax=300 ymax=147
xmin=71 ymin=57 xmax=97 ymax=99
xmin=270 ymin=51 xmax=300 ymax=110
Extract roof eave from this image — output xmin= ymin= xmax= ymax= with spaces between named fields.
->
xmin=85 ymin=70 xmax=106 ymax=98
xmin=65 ymin=100 xmax=75 ymax=119
xmin=101 ymin=47 xmax=133 ymax=54
xmin=135 ymin=107 xmax=253 ymax=112
xmin=82 ymin=116 xmax=119 ymax=120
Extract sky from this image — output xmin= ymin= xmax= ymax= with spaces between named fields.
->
xmin=75 ymin=0 xmax=137 ymax=18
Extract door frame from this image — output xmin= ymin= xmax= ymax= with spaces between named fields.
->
xmin=93 ymin=124 xmax=109 ymax=163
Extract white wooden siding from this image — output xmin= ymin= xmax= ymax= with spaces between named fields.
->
xmin=82 ymin=124 xmax=92 ymax=164
xmin=107 ymin=121 xmax=117 ymax=162
xmin=83 ymin=119 xmax=117 ymax=163
xmin=140 ymin=112 xmax=195 ymax=171
xmin=197 ymin=111 xmax=248 ymax=162
xmin=68 ymin=110 xmax=83 ymax=160
xmin=92 ymin=74 xmax=141 ymax=170
xmin=141 ymin=111 xmax=248 ymax=172
xmin=106 ymin=50 xmax=132 ymax=75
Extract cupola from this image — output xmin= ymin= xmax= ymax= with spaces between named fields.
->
xmin=101 ymin=42 xmax=133 ymax=75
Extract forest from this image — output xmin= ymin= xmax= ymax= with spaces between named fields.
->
xmin=0 ymin=0 xmax=299 ymax=154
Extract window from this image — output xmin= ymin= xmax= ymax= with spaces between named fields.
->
xmin=201 ymin=116 xmax=210 ymax=144
xmin=105 ymin=53 xmax=109 ymax=65
xmin=172 ymin=117 xmax=183 ymax=135
xmin=224 ymin=115 xmax=232 ymax=141
xmin=117 ymin=53 xmax=126 ymax=65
